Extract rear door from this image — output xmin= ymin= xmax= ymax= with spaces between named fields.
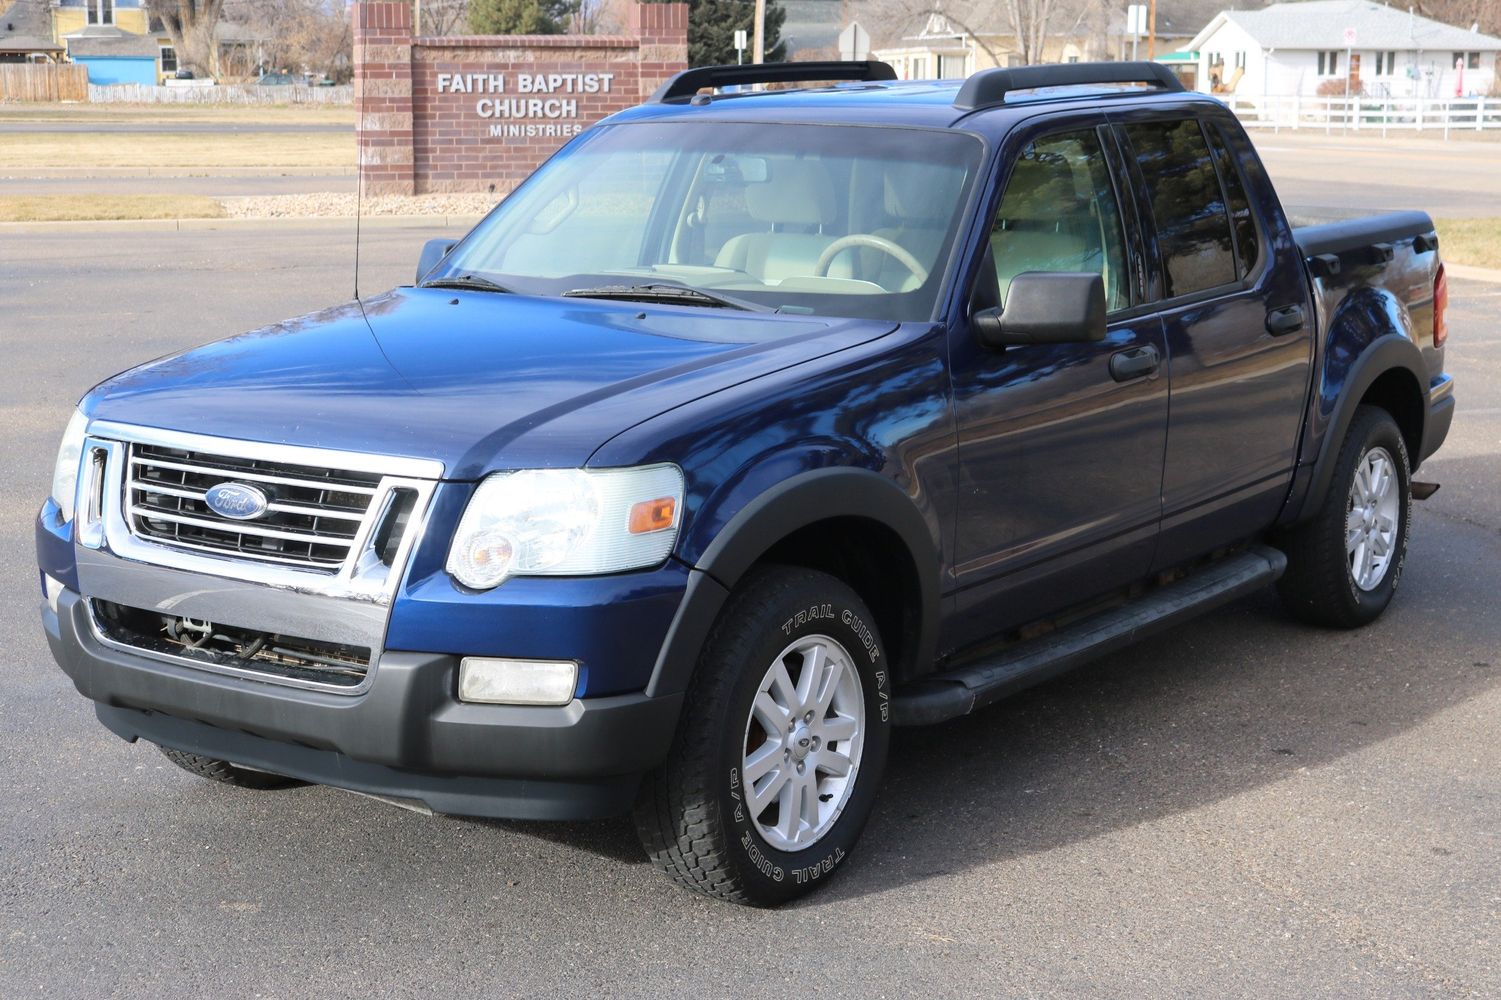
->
xmin=946 ymin=115 xmax=1169 ymax=648
xmin=1112 ymin=111 xmax=1314 ymax=567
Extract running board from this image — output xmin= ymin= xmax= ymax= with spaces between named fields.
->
xmin=893 ymin=545 xmax=1288 ymax=726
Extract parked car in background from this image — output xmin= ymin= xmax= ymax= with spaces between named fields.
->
xmin=37 ymin=61 xmax=1454 ymax=906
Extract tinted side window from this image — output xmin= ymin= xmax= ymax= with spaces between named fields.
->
xmin=1205 ymin=125 xmax=1259 ymax=280
xmin=990 ymin=129 xmax=1130 ymax=311
xmin=1123 ymin=119 xmax=1236 ymax=297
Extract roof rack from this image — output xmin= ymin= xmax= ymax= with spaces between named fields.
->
xmin=953 ymin=61 xmax=1184 ymax=111
xmin=649 ymin=60 xmax=898 ymax=104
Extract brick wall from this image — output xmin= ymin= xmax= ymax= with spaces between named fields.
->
xmin=354 ymin=1 xmax=688 ymax=196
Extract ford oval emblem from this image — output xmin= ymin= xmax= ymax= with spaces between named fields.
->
xmin=204 ymin=482 xmax=270 ymax=521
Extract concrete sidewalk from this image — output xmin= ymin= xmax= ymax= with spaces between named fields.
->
xmin=2 ymin=165 xmax=357 ymax=178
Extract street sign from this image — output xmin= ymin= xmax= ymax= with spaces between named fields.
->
xmin=838 ymin=22 xmax=870 ymax=62
xmin=1126 ymin=5 xmax=1145 ymax=60
xmin=734 ymin=28 xmax=747 ymax=65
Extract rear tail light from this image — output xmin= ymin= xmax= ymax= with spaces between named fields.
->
xmin=1433 ymin=263 xmax=1448 ymax=348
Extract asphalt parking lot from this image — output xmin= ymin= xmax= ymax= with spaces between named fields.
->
xmin=2 ymin=221 xmax=1499 ymax=998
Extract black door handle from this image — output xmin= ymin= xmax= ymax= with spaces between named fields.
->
xmin=1110 ymin=344 xmax=1160 ymax=382
xmin=1266 ymin=304 xmax=1305 ymax=336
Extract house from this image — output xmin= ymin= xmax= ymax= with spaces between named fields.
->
xmin=868 ymin=0 xmax=1230 ymax=81
xmin=64 ymin=22 xmax=160 ymax=83
xmin=52 ymin=0 xmax=160 ymax=84
xmin=872 ymin=6 xmax=1108 ymax=81
xmin=1186 ymin=0 xmax=1501 ymax=97
xmin=0 ymin=0 xmax=64 ymax=62
xmin=45 ymin=0 xmax=265 ymax=84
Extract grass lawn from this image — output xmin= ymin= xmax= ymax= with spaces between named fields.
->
xmin=0 ymin=195 xmax=225 ymax=222
xmin=0 ymin=131 xmax=354 ymax=168
xmin=0 ymin=103 xmax=354 ymax=126
xmin=1436 ymin=218 xmax=1501 ymax=271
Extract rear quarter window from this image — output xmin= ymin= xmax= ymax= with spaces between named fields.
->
xmin=1205 ymin=124 xmax=1261 ymax=280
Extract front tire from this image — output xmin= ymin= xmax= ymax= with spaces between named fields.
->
xmin=634 ymin=565 xmax=892 ymax=905
xmin=1277 ymin=405 xmax=1412 ymax=627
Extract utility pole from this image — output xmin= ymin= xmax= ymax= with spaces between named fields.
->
xmin=753 ymin=0 xmax=766 ymax=63
xmin=1147 ymin=0 xmax=1157 ymax=59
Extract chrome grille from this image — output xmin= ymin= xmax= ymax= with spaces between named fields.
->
xmin=125 ymin=443 xmax=385 ymax=571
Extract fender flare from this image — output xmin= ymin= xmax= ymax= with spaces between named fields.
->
xmin=644 ymin=468 xmax=942 ymax=698
xmin=1290 ymin=334 xmax=1426 ymax=524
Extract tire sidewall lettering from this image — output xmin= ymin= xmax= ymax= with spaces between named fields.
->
xmin=723 ymin=598 xmax=891 ymax=892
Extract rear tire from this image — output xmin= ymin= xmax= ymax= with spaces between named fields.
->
xmin=634 ymin=565 xmax=892 ymax=905
xmin=1277 ymin=405 xmax=1411 ymax=628
xmin=157 ymin=746 xmax=299 ymax=790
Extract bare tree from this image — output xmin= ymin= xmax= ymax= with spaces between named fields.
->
xmin=151 ymin=0 xmax=227 ymax=78
xmin=1414 ymin=0 xmax=1501 ymax=37
xmin=224 ymin=0 xmax=351 ymax=79
xmin=1005 ymin=0 xmax=1058 ymax=65
xmin=419 ymin=0 xmax=474 ymax=36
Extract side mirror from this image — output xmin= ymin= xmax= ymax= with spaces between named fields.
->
xmin=972 ymin=271 xmax=1107 ymax=349
xmin=416 ymin=239 xmax=457 ymax=285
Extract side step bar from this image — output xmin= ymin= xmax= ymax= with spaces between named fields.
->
xmin=893 ymin=545 xmax=1288 ymax=726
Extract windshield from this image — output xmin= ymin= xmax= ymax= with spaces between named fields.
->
xmin=432 ymin=121 xmax=983 ymax=321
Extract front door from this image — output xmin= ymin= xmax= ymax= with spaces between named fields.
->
xmin=947 ymin=122 xmax=1169 ymax=649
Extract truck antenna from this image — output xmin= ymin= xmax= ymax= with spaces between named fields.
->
xmin=354 ymin=119 xmax=364 ymax=301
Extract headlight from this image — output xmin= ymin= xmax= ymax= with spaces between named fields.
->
xmin=50 ymin=408 xmax=88 ymax=522
xmin=446 ymin=465 xmax=684 ymax=590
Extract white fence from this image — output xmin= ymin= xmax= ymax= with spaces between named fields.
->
xmin=1224 ymin=95 xmax=1501 ymax=137
xmin=87 ymin=83 xmax=353 ymax=105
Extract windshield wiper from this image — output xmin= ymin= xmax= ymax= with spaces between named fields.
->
xmin=561 ymin=283 xmax=767 ymax=312
xmin=419 ymin=274 xmax=515 ymax=294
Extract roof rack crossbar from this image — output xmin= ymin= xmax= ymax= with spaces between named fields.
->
xmin=953 ymin=61 xmax=1184 ymax=111
xmin=649 ymin=60 xmax=898 ymax=104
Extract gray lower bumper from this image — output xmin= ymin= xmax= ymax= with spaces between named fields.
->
xmin=46 ymin=590 xmax=683 ymax=820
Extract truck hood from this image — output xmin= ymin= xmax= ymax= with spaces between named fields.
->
xmin=84 ymin=287 xmax=897 ymax=478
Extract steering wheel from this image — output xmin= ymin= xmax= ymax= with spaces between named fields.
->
xmin=814 ymin=234 xmax=929 ymax=286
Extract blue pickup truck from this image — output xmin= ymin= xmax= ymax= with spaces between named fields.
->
xmin=37 ymin=62 xmax=1453 ymax=904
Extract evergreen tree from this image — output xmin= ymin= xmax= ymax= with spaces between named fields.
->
xmin=468 ymin=0 xmax=580 ymax=34
xmin=682 ymin=0 xmax=787 ymax=67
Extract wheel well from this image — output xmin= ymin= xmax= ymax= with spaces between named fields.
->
xmin=1359 ymin=367 xmax=1424 ymax=464
xmin=757 ymin=516 xmax=923 ymax=683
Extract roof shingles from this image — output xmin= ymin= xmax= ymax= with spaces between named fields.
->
xmin=1201 ymin=0 xmax=1501 ymax=51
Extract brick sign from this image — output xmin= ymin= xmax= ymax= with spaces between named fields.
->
xmin=355 ymin=1 xmax=688 ymax=195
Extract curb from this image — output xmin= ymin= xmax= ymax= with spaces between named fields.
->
xmin=1446 ymin=263 xmax=1501 ymax=285
xmin=0 ymin=214 xmax=484 ymax=234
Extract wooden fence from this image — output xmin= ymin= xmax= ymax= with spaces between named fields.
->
xmin=0 ymin=64 xmax=89 ymax=102
xmin=87 ymin=83 xmax=354 ymax=105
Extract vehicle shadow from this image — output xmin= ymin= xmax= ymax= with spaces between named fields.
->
xmin=455 ymin=518 xmax=1499 ymax=903
xmin=823 ymin=530 xmax=1500 ymax=903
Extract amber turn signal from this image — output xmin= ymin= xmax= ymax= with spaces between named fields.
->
xmin=628 ymin=496 xmax=677 ymax=534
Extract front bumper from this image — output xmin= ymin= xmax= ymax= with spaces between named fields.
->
xmin=44 ymin=589 xmax=683 ymax=819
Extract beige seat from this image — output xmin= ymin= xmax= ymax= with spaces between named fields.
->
xmin=715 ymin=160 xmax=844 ymax=283
xmin=863 ymin=166 xmax=954 ymax=291
xmin=989 ymin=153 xmax=1106 ymax=302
